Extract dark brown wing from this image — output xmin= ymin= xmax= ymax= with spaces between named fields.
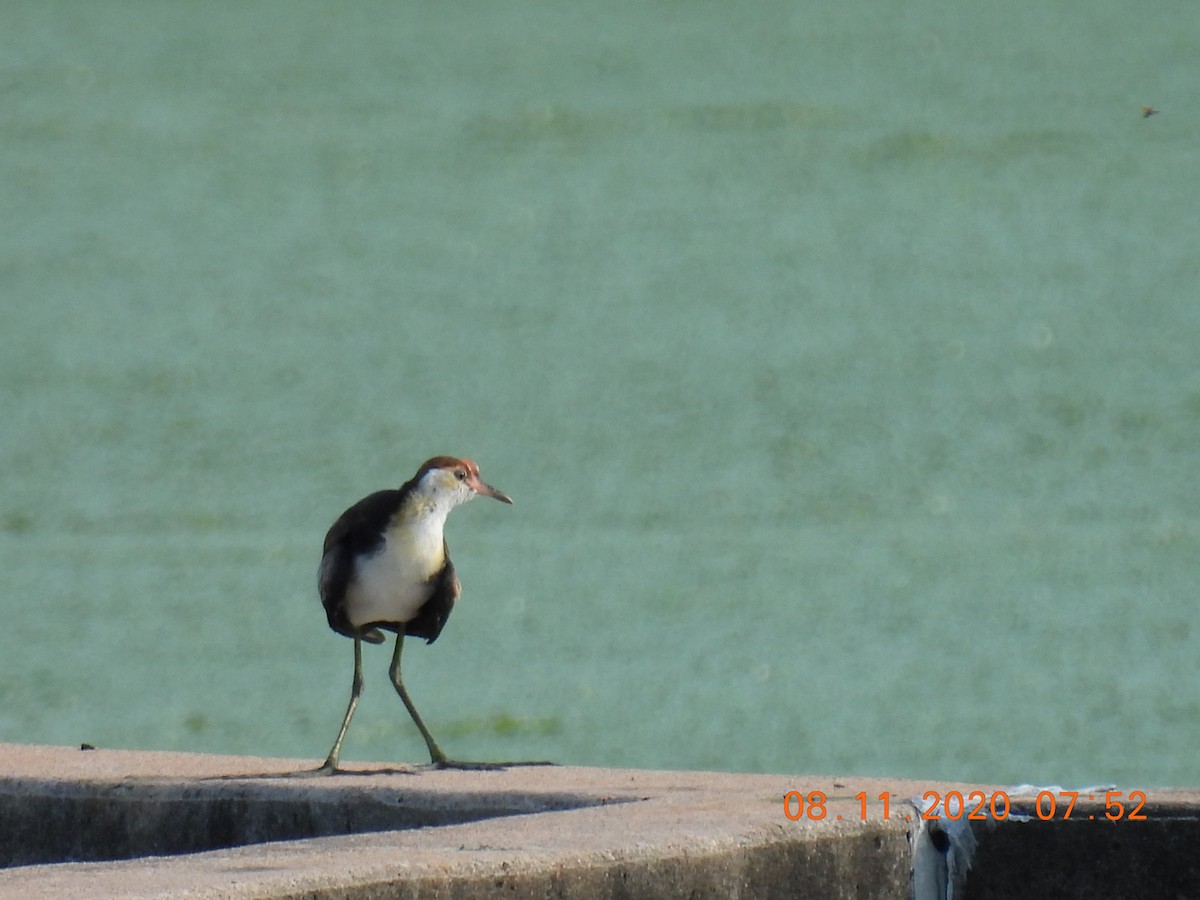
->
xmin=404 ymin=547 xmax=460 ymax=644
xmin=318 ymin=489 xmax=403 ymax=641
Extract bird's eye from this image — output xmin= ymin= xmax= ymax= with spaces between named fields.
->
xmin=455 ymin=469 xmax=467 ymax=481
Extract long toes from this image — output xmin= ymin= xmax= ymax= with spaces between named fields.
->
xmin=431 ymin=759 xmax=507 ymax=771
xmin=429 ymin=759 xmax=558 ymax=771
xmin=276 ymin=764 xmax=342 ymax=778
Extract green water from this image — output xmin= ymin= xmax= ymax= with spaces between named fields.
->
xmin=2 ymin=2 xmax=1197 ymax=788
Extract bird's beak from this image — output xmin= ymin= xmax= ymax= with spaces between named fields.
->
xmin=471 ymin=476 xmax=513 ymax=504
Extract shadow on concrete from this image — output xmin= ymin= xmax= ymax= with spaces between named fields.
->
xmin=0 ymin=775 xmax=617 ymax=868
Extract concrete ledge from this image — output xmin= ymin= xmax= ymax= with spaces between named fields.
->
xmin=0 ymin=743 xmax=1196 ymax=898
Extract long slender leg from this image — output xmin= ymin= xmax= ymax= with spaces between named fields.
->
xmin=387 ymin=635 xmax=547 ymax=770
xmin=317 ymin=638 xmax=364 ymax=774
xmin=388 ymin=633 xmax=449 ymax=766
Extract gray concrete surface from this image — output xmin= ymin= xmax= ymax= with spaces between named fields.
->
xmin=0 ymin=742 xmax=1196 ymax=898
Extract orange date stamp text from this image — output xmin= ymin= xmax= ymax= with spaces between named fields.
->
xmin=783 ymin=789 xmax=1149 ymax=823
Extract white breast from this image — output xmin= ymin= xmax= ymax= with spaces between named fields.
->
xmin=344 ymin=511 xmax=447 ymax=628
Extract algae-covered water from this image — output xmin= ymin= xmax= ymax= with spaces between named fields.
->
xmin=2 ymin=2 xmax=1198 ymax=788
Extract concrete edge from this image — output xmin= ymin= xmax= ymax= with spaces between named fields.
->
xmin=1 ymin=743 xmax=1197 ymax=899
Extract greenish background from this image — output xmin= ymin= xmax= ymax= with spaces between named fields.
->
xmin=2 ymin=2 xmax=1197 ymax=788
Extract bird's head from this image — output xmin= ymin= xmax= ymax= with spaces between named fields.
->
xmin=414 ymin=456 xmax=513 ymax=509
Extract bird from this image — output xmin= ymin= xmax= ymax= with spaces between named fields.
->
xmin=315 ymin=455 xmax=512 ymax=772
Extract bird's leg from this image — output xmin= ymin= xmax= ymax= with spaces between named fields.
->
xmin=388 ymin=633 xmax=459 ymax=767
xmin=388 ymin=635 xmax=555 ymax=771
xmin=315 ymin=638 xmax=365 ymax=774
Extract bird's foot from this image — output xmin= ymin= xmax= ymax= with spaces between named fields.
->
xmin=431 ymin=759 xmax=505 ymax=771
xmin=302 ymin=758 xmax=342 ymax=776
xmin=270 ymin=763 xmax=342 ymax=778
xmin=429 ymin=758 xmax=557 ymax=771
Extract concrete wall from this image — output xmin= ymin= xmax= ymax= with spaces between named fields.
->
xmin=0 ymin=743 xmax=1195 ymax=898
